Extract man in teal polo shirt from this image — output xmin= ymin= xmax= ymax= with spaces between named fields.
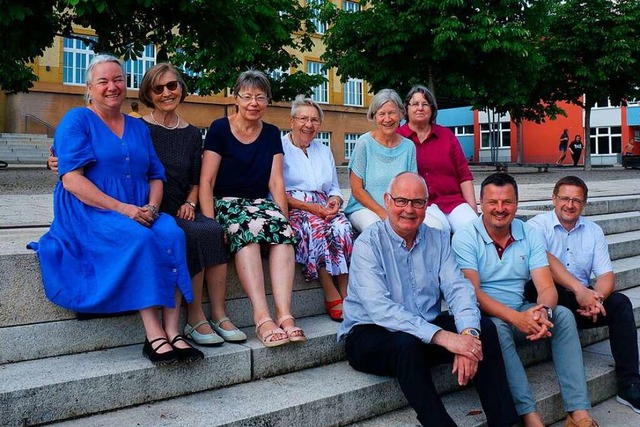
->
xmin=452 ymin=173 xmax=597 ymax=427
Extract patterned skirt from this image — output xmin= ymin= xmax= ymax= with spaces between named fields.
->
xmin=214 ymin=197 xmax=296 ymax=254
xmin=287 ymin=190 xmax=353 ymax=281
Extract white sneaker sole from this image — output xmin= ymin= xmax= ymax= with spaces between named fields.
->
xmin=616 ymin=395 xmax=640 ymax=414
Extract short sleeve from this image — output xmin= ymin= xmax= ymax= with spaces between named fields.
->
xmin=348 ymin=134 xmax=369 ymax=179
xmin=452 ymin=227 xmax=480 ymax=272
xmin=525 ymin=224 xmax=549 ymax=270
xmin=203 ymin=118 xmax=226 ymax=155
xmin=55 ymin=109 xmax=97 ymax=176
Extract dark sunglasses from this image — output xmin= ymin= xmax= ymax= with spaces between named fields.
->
xmin=151 ymin=80 xmax=179 ymax=95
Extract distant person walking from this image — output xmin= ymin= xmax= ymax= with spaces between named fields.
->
xmin=569 ymin=135 xmax=584 ymax=166
xmin=556 ymin=129 xmax=569 ymax=166
xmin=128 ymin=101 xmax=142 ymax=118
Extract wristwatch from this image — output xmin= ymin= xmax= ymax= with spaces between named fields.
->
xmin=542 ymin=305 xmax=553 ymax=320
xmin=461 ymin=328 xmax=481 ymax=339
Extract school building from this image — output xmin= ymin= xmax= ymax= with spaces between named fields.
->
xmin=439 ymin=100 xmax=640 ymax=166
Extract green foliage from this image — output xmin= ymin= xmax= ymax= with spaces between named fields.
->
xmin=0 ymin=0 xmax=322 ymax=101
xmin=322 ymin=0 xmax=561 ymax=122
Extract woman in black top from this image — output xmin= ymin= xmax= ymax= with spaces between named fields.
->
xmin=569 ymin=135 xmax=584 ymax=166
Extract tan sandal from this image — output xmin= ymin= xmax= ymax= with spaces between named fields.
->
xmin=255 ymin=317 xmax=289 ymax=348
xmin=277 ymin=315 xmax=307 ymax=342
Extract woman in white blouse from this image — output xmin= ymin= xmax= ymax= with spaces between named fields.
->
xmin=282 ymin=96 xmax=353 ymax=322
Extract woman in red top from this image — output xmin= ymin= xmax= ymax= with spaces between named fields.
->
xmin=397 ymin=85 xmax=478 ymax=234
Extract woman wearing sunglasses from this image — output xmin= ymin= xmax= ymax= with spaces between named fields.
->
xmin=138 ymin=63 xmax=246 ymax=346
xmin=200 ymin=70 xmax=305 ymax=348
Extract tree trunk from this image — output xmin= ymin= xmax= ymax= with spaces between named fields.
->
xmin=515 ymin=119 xmax=523 ymax=164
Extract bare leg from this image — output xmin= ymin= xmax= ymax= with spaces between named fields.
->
xmin=522 ymin=412 xmax=544 ymax=427
xmin=186 ymin=270 xmax=215 ymax=335
xmin=139 ymin=307 xmax=171 ymax=354
xmin=269 ymin=243 xmax=303 ymax=336
xmin=235 ymin=243 xmax=285 ymax=340
xmin=206 ymin=263 xmax=237 ymax=332
xmin=162 ymin=289 xmax=191 ymax=349
xmin=336 ymin=273 xmax=348 ymax=299
xmin=319 ymin=267 xmax=342 ymax=303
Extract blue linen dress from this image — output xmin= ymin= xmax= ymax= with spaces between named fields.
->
xmin=28 ymin=108 xmax=193 ymax=313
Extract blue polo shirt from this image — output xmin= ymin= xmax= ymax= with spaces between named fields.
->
xmin=452 ymin=216 xmax=548 ymax=310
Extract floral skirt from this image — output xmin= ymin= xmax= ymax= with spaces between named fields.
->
xmin=287 ymin=190 xmax=353 ymax=281
xmin=214 ymin=197 xmax=296 ymax=254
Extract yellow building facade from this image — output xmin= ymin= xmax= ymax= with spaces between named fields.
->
xmin=1 ymin=1 xmax=373 ymax=165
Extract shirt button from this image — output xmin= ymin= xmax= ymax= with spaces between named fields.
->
xmin=172 ymin=268 xmax=177 ymax=273
xmin=126 ymin=175 xmax=131 ymax=179
xmin=125 ymin=157 xmax=130 ymax=162
xmin=167 ymin=249 xmax=172 ymax=254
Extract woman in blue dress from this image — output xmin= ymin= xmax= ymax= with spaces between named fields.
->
xmin=29 ymin=55 xmax=200 ymax=365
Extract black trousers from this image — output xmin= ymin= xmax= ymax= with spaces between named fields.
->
xmin=571 ymin=150 xmax=582 ymax=166
xmin=525 ymin=281 xmax=640 ymax=387
xmin=345 ymin=315 xmax=519 ymax=427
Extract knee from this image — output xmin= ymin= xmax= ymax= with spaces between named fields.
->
xmin=606 ymin=292 xmax=632 ymax=314
xmin=552 ymin=305 xmax=577 ymax=329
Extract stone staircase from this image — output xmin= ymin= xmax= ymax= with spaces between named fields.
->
xmin=0 ymin=133 xmax=52 ymax=165
xmin=2 ymin=195 xmax=640 ymax=426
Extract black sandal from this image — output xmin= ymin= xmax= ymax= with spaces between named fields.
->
xmin=142 ymin=337 xmax=178 ymax=366
xmin=170 ymin=335 xmax=204 ymax=363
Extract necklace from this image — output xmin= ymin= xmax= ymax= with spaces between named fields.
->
xmin=150 ymin=111 xmax=180 ymax=130
xmin=288 ymin=133 xmax=309 ymax=151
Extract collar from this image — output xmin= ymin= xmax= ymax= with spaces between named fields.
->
xmin=397 ymin=123 xmax=440 ymax=142
xmin=472 ymin=215 xmax=525 ymax=245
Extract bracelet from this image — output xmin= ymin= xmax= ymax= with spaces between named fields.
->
xmin=143 ymin=204 xmax=159 ymax=219
xmin=184 ymin=201 xmax=196 ymax=209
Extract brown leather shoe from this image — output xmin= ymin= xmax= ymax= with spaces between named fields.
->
xmin=565 ymin=414 xmax=599 ymax=427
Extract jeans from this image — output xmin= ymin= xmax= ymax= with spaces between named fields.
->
xmin=490 ymin=303 xmax=591 ymax=415
xmin=345 ymin=315 xmax=519 ymax=427
xmin=525 ymin=281 xmax=640 ymax=387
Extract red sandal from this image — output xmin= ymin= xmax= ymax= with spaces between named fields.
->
xmin=325 ymin=299 xmax=343 ymax=322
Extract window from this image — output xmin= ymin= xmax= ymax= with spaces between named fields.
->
xmin=589 ymin=126 xmax=622 ymax=154
xmin=344 ymin=78 xmax=363 ymax=106
xmin=280 ymin=129 xmax=290 ymax=139
xmin=593 ymin=96 xmax=611 ymax=109
xmin=480 ymin=122 xmax=511 ymax=148
xmin=316 ymin=131 xmax=331 ymax=147
xmin=124 ymin=44 xmax=155 ymax=89
xmin=344 ymin=133 xmax=361 ymax=159
xmin=308 ymin=0 xmax=327 ymax=34
xmin=307 ymin=61 xmax=329 ymax=103
xmin=63 ymin=36 xmax=96 ymax=85
xmin=449 ymin=125 xmax=474 ymax=136
xmin=343 ymin=1 xmax=361 ymax=12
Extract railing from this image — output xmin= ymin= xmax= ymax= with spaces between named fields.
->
xmin=23 ymin=114 xmax=55 ymax=138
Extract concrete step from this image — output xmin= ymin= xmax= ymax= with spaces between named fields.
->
xmin=46 ymin=339 xmax=625 ymax=427
xmin=1 ymin=315 xmax=344 ymax=427
xmin=519 ymin=195 xmax=640 ymax=216
xmin=0 ymin=133 xmax=52 ymax=140
xmin=606 ymin=230 xmax=640 ymax=260
xmin=3 ymin=286 xmax=639 ymax=426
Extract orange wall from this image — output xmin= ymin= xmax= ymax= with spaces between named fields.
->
xmin=520 ymin=102 xmax=584 ymax=163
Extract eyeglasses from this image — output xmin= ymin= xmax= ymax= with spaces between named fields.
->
xmin=293 ymin=116 xmax=321 ymax=125
xmin=555 ymin=195 xmax=584 ymax=206
xmin=387 ymin=195 xmax=427 ymax=209
xmin=408 ymin=102 xmax=430 ymax=109
xmin=151 ymin=80 xmax=180 ymax=95
xmin=237 ymin=93 xmax=269 ymax=104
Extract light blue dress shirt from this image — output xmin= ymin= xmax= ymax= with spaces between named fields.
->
xmin=337 ymin=220 xmax=480 ymax=343
xmin=452 ymin=216 xmax=548 ymax=310
xmin=527 ymin=210 xmax=612 ymax=285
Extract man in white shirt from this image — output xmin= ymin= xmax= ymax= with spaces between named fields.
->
xmin=527 ymin=175 xmax=640 ymax=414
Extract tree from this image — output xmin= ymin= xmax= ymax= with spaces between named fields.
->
xmin=321 ymin=0 xmax=563 ymax=162
xmin=543 ymin=0 xmax=640 ymax=169
xmin=0 ymin=0 xmax=324 ymax=100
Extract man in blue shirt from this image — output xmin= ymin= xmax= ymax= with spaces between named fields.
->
xmin=452 ymin=173 xmax=597 ymax=427
xmin=526 ymin=175 xmax=640 ymax=414
xmin=338 ymin=172 xmax=518 ymax=427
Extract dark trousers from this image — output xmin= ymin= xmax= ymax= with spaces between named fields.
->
xmin=345 ymin=315 xmax=519 ymax=427
xmin=571 ymin=150 xmax=582 ymax=166
xmin=525 ymin=281 xmax=640 ymax=387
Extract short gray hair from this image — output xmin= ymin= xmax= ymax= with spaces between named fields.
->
xmin=404 ymin=85 xmax=438 ymax=123
xmin=386 ymin=171 xmax=428 ymax=196
xmin=232 ymin=69 xmax=272 ymax=100
xmin=367 ymin=89 xmax=405 ymax=121
xmin=84 ymin=54 xmax=125 ymax=103
xmin=290 ymin=95 xmax=324 ymax=123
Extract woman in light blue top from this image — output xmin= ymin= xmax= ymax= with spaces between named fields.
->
xmin=345 ymin=89 xmax=417 ymax=232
